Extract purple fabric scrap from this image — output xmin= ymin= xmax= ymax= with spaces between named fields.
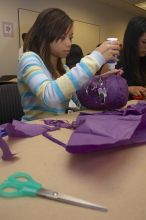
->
xmin=0 ymin=137 xmax=16 ymax=160
xmin=0 ymin=128 xmax=7 ymax=138
xmin=44 ymin=119 xmax=76 ymax=129
xmin=5 ymin=120 xmax=50 ymax=137
xmin=43 ymin=132 xmax=66 ymax=148
xmin=0 ymin=120 xmax=51 ymax=161
xmin=0 ymin=123 xmax=8 ymax=137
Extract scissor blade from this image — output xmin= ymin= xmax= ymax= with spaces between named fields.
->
xmin=37 ymin=188 xmax=108 ymax=212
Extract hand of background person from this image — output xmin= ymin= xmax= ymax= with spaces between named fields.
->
xmin=128 ymin=86 xmax=146 ymax=97
xmin=96 ymin=41 xmax=120 ymax=62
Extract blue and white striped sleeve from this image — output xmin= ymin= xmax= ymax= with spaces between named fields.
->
xmin=18 ymin=51 xmax=105 ymax=107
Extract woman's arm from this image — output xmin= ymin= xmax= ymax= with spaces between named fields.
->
xmin=18 ymin=51 xmax=105 ymax=107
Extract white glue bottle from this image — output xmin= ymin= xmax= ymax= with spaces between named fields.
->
xmin=107 ymin=37 xmax=118 ymax=70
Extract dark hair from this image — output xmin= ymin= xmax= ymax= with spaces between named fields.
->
xmin=66 ymin=44 xmax=84 ymax=68
xmin=23 ymin=8 xmax=73 ymax=78
xmin=22 ymin=33 xmax=27 ymax=42
xmin=120 ymin=16 xmax=146 ymax=85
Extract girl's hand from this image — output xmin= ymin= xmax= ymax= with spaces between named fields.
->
xmin=101 ymin=68 xmax=123 ymax=77
xmin=96 ymin=41 xmax=120 ymax=62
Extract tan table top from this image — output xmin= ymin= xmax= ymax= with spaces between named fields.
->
xmin=0 ymin=101 xmax=146 ymax=220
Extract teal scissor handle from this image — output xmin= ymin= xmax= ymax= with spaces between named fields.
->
xmin=0 ymin=172 xmax=42 ymax=198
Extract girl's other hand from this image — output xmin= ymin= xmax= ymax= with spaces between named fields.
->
xmin=101 ymin=68 xmax=123 ymax=77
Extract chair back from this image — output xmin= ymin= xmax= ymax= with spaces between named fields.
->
xmin=0 ymin=83 xmax=24 ymax=124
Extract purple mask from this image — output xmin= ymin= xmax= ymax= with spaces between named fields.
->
xmin=76 ymin=75 xmax=129 ymax=110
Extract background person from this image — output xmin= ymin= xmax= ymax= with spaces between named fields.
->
xmin=66 ymin=44 xmax=84 ymax=68
xmin=18 ymin=33 xmax=27 ymax=60
xmin=116 ymin=16 xmax=146 ymax=99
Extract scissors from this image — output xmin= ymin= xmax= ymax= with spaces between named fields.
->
xmin=0 ymin=172 xmax=107 ymax=212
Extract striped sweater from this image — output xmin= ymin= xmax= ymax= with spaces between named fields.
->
xmin=17 ymin=51 xmax=105 ymax=121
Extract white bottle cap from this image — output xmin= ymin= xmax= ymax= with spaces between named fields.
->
xmin=107 ymin=37 xmax=118 ymax=42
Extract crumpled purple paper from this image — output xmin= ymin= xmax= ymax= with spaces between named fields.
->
xmin=44 ymin=119 xmax=76 ymax=129
xmin=122 ymin=101 xmax=146 ymax=115
xmin=66 ymin=102 xmax=146 ymax=153
xmin=43 ymin=101 xmax=146 ymax=154
xmin=0 ymin=120 xmax=51 ymax=161
xmin=1 ymin=102 xmax=146 ymax=160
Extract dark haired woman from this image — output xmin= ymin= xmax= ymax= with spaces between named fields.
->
xmin=17 ymin=8 xmax=120 ymax=121
xmin=116 ymin=16 xmax=146 ymax=99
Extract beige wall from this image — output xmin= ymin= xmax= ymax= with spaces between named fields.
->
xmin=0 ymin=0 xmax=135 ymax=75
